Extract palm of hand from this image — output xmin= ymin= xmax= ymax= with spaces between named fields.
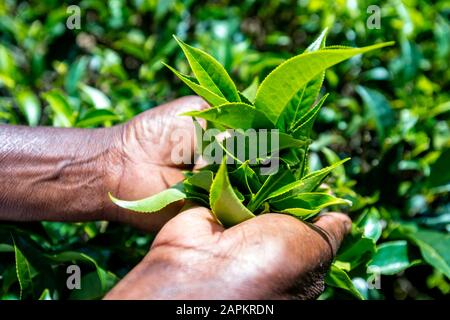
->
xmin=140 ymin=206 xmax=350 ymax=299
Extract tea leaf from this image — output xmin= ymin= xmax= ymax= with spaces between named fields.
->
xmin=241 ymin=77 xmax=259 ymax=103
xmin=229 ymin=162 xmax=262 ymax=195
xmin=407 ymin=229 xmax=450 ymax=278
xmin=164 ymin=63 xmax=228 ymax=106
xmin=255 ymin=42 xmax=395 ymax=124
xmin=38 ymin=289 xmax=52 ymax=300
xmin=14 ymin=243 xmax=35 ymax=299
xmin=47 ymin=251 xmax=117 ymax=293
xmin=182 ymin=183 xmax=210 ymax=207
xmin=185 ymin=170 xmax=214 ymax=192
xmin=367 ymin=241 xmax=414 ymax=275
xmin=76 ymin=109 xmax=119 ymax=127
xmin=266 ymin=158 xmax=350 ymax=200
xmin=210 ymin=159 xmax=255 ymax=227
xmin=174 ymin=36 xmax=240 ymax=102
xmin=16 ymin=89 xmax=41 ymax=127
xmin=356 ymin=85 xmax=395 ymax=140
xmin=427 ymin=148 xmax=450 ymax=191
xmin=182 ymin=102 xmax=275 ymax=130
xmin=80 ymin=84 xmax=111 ymax=109
xmin=42 ymin=89 xmax=74 ymax=127
xmin=246 ymin=169 xmax=296 ymax=212
xmin=270 ymin=193 xmax=351 ymax=218
xmin=325 ymin=264 xmax=364 ymax=300
xmin=336 ymin=226 xmax=376 ymax=270
xmin=291 ymin=94 xmax=328 ymax=138
xmin=305 ymin=28 xmax=328 ymax=52
xmin=218 ymin=130 xmax=308 ymax=165
xmin=356 ymin=207 xmax=383 ymax=242
xmin=278 ymin=29 xmax=327 ymax=130
xmin=109 ymin=188 xmax=186 ymax=213
xmin=238 ymin=92 xmax=253 ymax=105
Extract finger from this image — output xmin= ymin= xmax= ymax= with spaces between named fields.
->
xmin=311 ymin=212 xmax=351 ymax=256
xmin=176 ymin=205 xmax=225 ymax=233
xmin=148 ymin=95 xmax=209 ymax=116
xmin=154 ymin=96 xmax=208 ymax=169
xmin=150 ymin=206 xmax=225 ymax=250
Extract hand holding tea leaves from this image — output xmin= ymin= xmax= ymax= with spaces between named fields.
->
xmin=109 ymin=30 xmax=392 ymax=299
xmin=106 ymin=206 xmax=351 ymax=300
xmin=111 ymin=31 xmax=393 ymax=228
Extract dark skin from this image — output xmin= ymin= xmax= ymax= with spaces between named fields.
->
xmin=0 ymin=96 xmax=351 ymax=300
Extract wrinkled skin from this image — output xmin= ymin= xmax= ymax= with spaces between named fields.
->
xmin=105 ymin=96 xmax=208 ymax=230
xmin=0 ymin=96 xmax=206 ymax=230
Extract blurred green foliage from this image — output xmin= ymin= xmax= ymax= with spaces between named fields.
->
xmin=0 ymin=0 xmax=449 ymax=300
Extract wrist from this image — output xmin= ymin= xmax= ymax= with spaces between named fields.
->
xmin=98 ymin=124 xmax=127 ymax=222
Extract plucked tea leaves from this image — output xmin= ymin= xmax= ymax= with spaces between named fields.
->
xmin=109 ymin=188 xmax=186 ymax=213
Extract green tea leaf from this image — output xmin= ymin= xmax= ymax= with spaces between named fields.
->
xmin=255 ymin=42 xmax=395 ymax=124
xmin=174 ymin=36 xmax=240 ymax=102
xmin=76 ymin=109 xmax=119 ymax=127
xmin=246 ymin=168 xmax=296 ymax=212
xmin=218 ymin=130 xmax=308 ymax=164
xmin=182 ymin=102 xmax=275 ymax=130
xmin=325 ymin=264 xmax=364 ymax=300
xmin=270 ymin=192 xmax=351 ymax=218
xmin=229 ymin=162 xmax=262 ymax=195
xmin=48 ymin=251 xmax=118 ymax=294
xmin=266 ymin=158 xmax=349 ymax=200
xmin=305 ymin=28 xmax=328 ymax=52
xmin=80 ymin=84 xmax=112 ymax=109
xmin=42 ymin=89 xmax=75 ymax=127
xmin=14 ymin=243 xmax=35 ymax=299
xmin=408 ymin=229 xmax=450 ymax=278
xmin=241 ymin=77 xmax=259 ymax=103
xmin=368 ymin=241 xmax=413 ymax=275
xmin=355 ymin=86 xmax=395 ymax=140
xmin=428 ymin=148 xmax=450 ymax=191
xmin=164 ymin=63 xmax=228 ymax=106
xmin=16 ymin=89 xmax=41 ymax=126
xmin=38 ymin=289 xmax=52 ymax=300
xmin=185 ymin=170 xmax=214 ymax=192
xmin=210 ymin=159 xmax=255 ymax=227
xmin=336 ymin=226 xmax=377 ymax=270
xmin=291 ymin=94 xmax=328 ymax=138
xmin=356 ymin=207 xmax=383 ymax=242
xmin=278 ymin=29 xmax=327 ymax=130
xmin=238 ymin=92 xmax=253 ymax=105
xmin=0 ymin=243 xmax=14 ymax=252
xmin=109 ymin=188 xmax=186 ymax=213
xmin=69 ymin=270 xmax=118 ymax=300
xmin=65 ymin=57 xmax=88 ymax=95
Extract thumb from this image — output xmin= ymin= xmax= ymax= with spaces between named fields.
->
xmin=150 ymin=205 xmax=225 ymax=250
xmin=311 ymin=212 xmax=352 ymax=257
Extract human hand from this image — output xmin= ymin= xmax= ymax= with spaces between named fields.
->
xmin=104 ymin=96 xmax=208 ymax=231
xmin=105 ymin=206 xmax=351 ymax=300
